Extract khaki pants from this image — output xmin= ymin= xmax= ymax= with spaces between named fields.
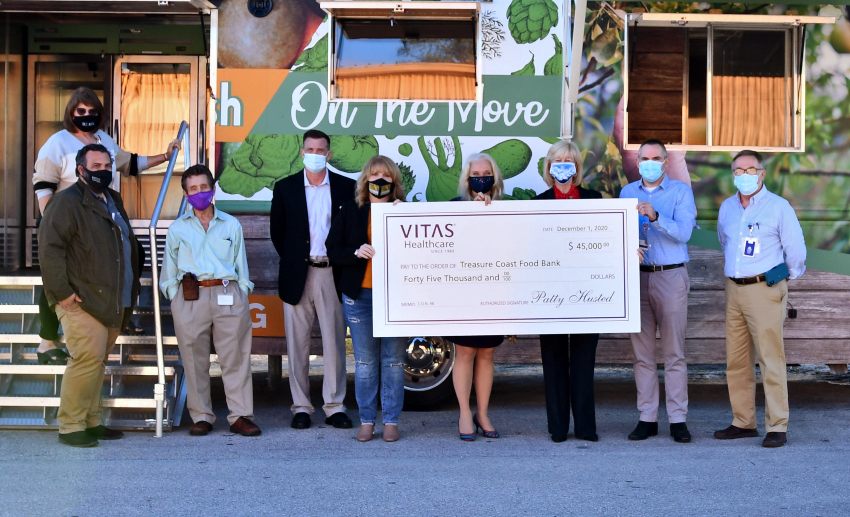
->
xmin=55 ymin=305 xmax=120 ymax=434
xmin=171 ymin=284 xmax=254 ymax=426
xmin=630 ymin=267 xmax=690 ymax=423
xmin=724 ymin=278 xmax=789 ymax=432
xmin=284 ymin=266 xmax=346 ymax=416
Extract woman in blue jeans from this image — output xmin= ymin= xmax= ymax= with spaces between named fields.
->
xmin=326 ymin=155 xmax=407 ymax=442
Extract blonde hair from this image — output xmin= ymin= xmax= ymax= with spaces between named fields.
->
xmin=457 ymin=153 xmax=505 ymax=200
xmin=542 ymin=140 xmax=584 ymax=188
xmin=355 ymin=155 xmax=405 ymax=207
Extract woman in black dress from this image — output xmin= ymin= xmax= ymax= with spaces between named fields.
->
xmin=448 ymin=153 xmax=505 ymax=441
xmin=534 ymin=140 xmax=602 ymax=443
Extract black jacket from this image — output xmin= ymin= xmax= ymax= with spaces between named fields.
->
xmin=325 ymin=199 xmax=371 ymax=301
xmin=534 ymin=186 xmax=602 ymax=200
xmin=38 ymin=181 xmax=141 ymax=328
xmin=269 ymin=170 xmax=356 ymax=305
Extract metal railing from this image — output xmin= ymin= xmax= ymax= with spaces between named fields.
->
xmin=149 ymin=120 xmax=191 ymax=437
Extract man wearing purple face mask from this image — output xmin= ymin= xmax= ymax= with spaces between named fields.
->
xmin=160 ymin=164 xmax=260 ymax=437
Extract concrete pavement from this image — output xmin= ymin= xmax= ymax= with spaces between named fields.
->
xmin=1 ymin=366 xmax=848 ymax=516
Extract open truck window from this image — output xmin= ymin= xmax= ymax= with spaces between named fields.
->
xmin=623 ymin=13 xmax=835 ymax=152
xmin=321 ymin=1 xmax=480 ymax=102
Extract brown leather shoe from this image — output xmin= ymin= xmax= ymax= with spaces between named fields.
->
xmin=189 ymin=421 xmax=213 ymax=436
xmin=229 ymin=417 xmax=262 ymax=437
xmin=762 ymin=432 xmax=787 ymax=448
xmin=382 ymin=424 xmax=400 ymax=442
xmin=713 ymin=424 xmax=759 ymax=440
xmin=356 ymin=424 xmax=375 ymax=442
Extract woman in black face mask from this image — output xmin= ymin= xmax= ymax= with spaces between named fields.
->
xmin=448 ymin=153 xmax=506 ymax=441
xmin=31 ymin=86 xmax=179 ymax=365
xmin=326 ymin=155 xmax=408 ymax=443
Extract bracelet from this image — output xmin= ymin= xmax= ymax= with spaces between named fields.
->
xmin=162 ymin=153 xmax=168 ymax=162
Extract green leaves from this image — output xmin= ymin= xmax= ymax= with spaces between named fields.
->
xmin=292 ymin=35 xmax=328 ymax=73
xmin=329 ymin=135 xmax=379 ymax=173
xmin=218 ymin=134 xmax=302 ymax=197
xmin=543 ymin=34 xmax=563 ymax=76
xmin=507 ymin=0 xmax=558 ymax=44
xmin=511 ymin=53 xmax=536 ymax=76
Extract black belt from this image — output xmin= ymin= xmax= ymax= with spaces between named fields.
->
xmin=640 ymin=263 xmax=684 ymax=272
xmin=308 ymin=260 xmax=330 ymax=268
xmin=730 ymin=274 xmax=766 ymax=285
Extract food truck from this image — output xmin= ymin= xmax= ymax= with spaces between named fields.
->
xmin=0 ymin=0 xmax=848 ymax=429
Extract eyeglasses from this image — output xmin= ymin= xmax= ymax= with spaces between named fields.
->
xmin=733 ymin=167 xmax=763 ymax=176
xmin=74 ymin=107 xmax=99 ymax=116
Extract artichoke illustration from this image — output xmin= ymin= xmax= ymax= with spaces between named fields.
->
xmin=329 ymin=135 xmax=379 ymax=173
xmin=218 ymin=134 xmax=302 ymax=197
xmin=507 ymin=0 xmax=558 ymax=44
xmin=398 ymin=162 xmax=416 ymax=196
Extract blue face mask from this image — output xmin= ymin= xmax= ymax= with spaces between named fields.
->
xmin=733 ymin=174 xmax=760 ymax=196
xmin=638 ymin=160 xmax=664 ymax=183
xmin=469 ymin=175 xmax=495 ymax=194
xmin=549 ymin=162 xmax=577 ymax=184
xmin=302 ymin=153 xmax=327 ymax=173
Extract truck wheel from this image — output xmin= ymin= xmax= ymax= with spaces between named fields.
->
xmin=403 ymin=336 xmax=455 ymax=410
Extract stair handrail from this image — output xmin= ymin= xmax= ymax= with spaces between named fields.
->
xmin=150 ymin=120 xmax=190 ymax=438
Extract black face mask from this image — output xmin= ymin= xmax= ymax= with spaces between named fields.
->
xmin=72 ymin=114 xmax=101 ymax=133
xmin=368 ymin=178 xmax=393 ymax=199
xmin=469 ymin=175 xmax=495 ymax=194
xmin=81 ymin=167 xmax=113 ymax=193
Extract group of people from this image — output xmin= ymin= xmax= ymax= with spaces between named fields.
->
xmin=37 ymin=92 xmax=806 ymax=448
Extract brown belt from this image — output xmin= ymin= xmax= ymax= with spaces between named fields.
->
xmin=640 ymin=263 xmax=684 ymax=273
xmin=730 ymin=275 xmax=766 ymax=285
xmin=197 ymin=279 xmax=224 ymax=287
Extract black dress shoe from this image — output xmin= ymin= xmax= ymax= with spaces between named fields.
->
xmin=713 ymin=424 xmax=759 ymax=440
xmin=550 ymin=433 xmax=568 ymax=443
xmin=762 ymin=432 xmax=787 ymax=448
xmin=325 ymin=412 xmax=353 ymax=429
xmin=229 ymin=417 xmax=262 ymax=437
xmin=576 ymin=433 xmax=599 ymax=442
xmin=58 ymin=431 xmax=98 ymax=448
xmin=628 ymin=421 xmax=658 ymax=441
xmin=670 ymin=422 xmax=691 ymax=443
xmin=86 ymin=425 xmax=124 ymax=440
xmin=291 ymin=412 xmax=311 ymax=429
xmin=189 ymin=421 xmax=213 ymax=436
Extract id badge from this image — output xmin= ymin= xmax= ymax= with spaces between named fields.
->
xmin=217 ymin=294 xmax=234 ymax=306
xmin=742 ymin=237 xmax=760 ymax=257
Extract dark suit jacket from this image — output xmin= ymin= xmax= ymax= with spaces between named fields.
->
xmin=534 ymin=186 xmax=602 ymax=200
xmin=325 ymin=199 xmax=370 ymax=301
xmin=269 ymin=169 xmax=356 ymax=305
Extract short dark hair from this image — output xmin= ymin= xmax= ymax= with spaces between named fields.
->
xmin=75 ymin=143 xmax=111 ymax=173
xmin=638 ymin=139 xmax=668 ymax=160
xmin=732 ymin=149 xmax=764 ymax=165
xmin=63 ymin=87 xmax=106 ymax=133
xmin=181 ymin=164 xmax=215 ymax=192
xmin=302 ymin=129 xmax=331 ymax=148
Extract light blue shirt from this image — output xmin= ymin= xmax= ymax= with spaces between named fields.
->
xmin=160 ymin=206 xmax=254 ymax=300
xmin=717 ymin=187 xmax=806 ymax=279
xmin=620 ymin=175 xmax=697 ymax=265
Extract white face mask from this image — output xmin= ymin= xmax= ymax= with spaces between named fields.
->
xmin=303 ymin=153 xmax=327 ymax=173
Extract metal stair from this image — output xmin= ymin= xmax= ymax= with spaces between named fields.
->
xmin=0 ymin=274 xmax=183 ymax=430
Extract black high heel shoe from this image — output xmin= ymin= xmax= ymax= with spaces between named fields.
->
xmin=473 ymin=415 xmax=500 ymax=439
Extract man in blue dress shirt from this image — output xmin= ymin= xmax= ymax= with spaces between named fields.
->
xmin=714 ymin=150 xmax=806 ymax=448
xmin=620 ymin=139 xmax=697 ymax=443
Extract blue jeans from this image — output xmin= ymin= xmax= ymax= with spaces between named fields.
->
xmin=342 ymin=289 xmax=406 ymax=425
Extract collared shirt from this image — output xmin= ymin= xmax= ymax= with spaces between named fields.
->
xmin=159 ymin=206 xmax=254 ymax=300
xmin=304 ymin=170 xmax=331 ymax=257
xmin=620 ymin=175 xmax=697 ymax=265
xmin=717 ymin=187 xmax=806 ymax=279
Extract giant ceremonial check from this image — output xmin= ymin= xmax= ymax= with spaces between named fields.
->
xmin=371 ymin=199 xmax=641 ymax=337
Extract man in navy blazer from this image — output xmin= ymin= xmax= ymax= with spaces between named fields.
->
xmin=270 ymin=129 xmax=356 ymax=430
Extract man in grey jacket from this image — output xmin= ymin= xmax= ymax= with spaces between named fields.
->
xmin=39 ymin=143 xmax=140 ymax=448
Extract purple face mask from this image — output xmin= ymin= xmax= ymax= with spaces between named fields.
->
xmin=187 ymin=190 xmax=214 ymax=211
